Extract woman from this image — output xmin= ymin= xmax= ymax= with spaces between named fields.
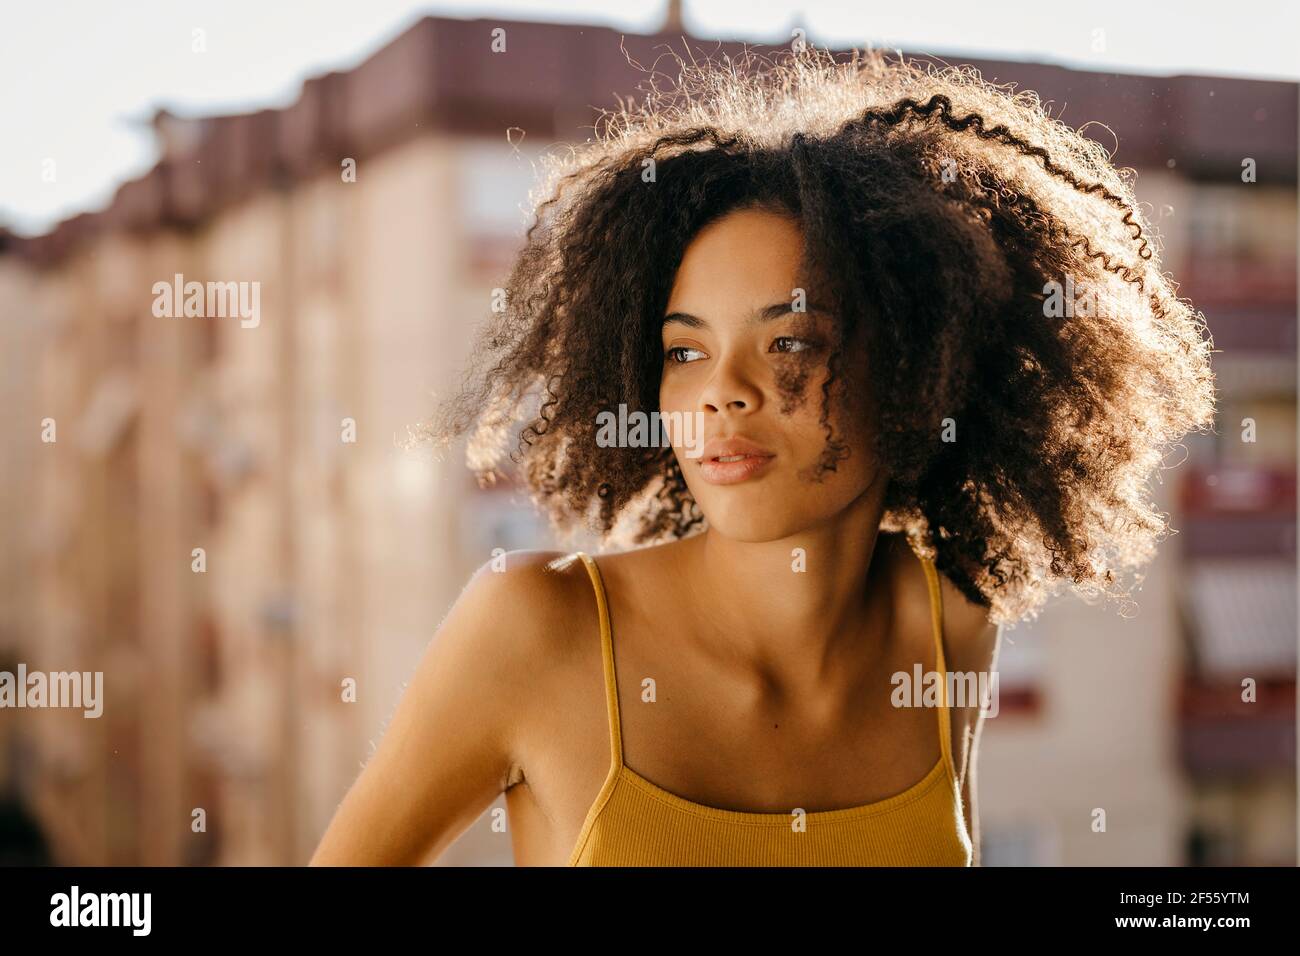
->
xmin=310 ymin=46 xmax=1215 ymax=867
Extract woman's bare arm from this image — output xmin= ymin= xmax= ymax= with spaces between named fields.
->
xmin=960 ymin=619 xmax=1001 ymax=865
xmin=308 ymin=551 xmax=567 ymax=866
xmin=939 ymin=574 xmax=1003 ymax=868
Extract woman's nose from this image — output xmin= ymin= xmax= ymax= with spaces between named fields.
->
xmin=698 ymin=357 xmax=762 ymax=415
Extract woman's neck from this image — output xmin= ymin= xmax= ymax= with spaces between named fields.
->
xmin=677 ymin=489 xmax=898 ymax=691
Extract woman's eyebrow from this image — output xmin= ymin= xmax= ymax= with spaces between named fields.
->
xmin=662 ymin=302 xmax=830 ymax=328
xmin=754 ymin=302 xmax=832 ymax=323
xmin=661 ymin=310 xmax=707 ymax=329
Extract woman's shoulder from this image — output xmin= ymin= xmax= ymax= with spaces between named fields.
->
xmin=459 ymin=549 xmax=603 ymax=656
xmin=920 ymin=549 xmax=1000 ymax=663
xmin=877 ymin=532 xmax=999 ymax=662
xmin=459 ymin=543 xmax=682 ymax=638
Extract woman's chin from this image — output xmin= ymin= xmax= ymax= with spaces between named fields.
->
xmin=697 ymin=506 xmax=805 ymax=544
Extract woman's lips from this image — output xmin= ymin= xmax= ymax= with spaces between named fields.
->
xmin=698 ymin=453 xmax=776 ymax=485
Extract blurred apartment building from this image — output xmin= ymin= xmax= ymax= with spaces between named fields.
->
xmin=0 ymin=14 xmax=1294 ymax=866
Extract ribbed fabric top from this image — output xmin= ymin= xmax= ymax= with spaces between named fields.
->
xmin=566 ymin=548 xmax=972 ymax=867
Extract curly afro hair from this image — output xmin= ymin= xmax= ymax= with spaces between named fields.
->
xmin=420 ymin=44 xmax=1217 ymax=626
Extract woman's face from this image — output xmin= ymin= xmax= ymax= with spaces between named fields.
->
xmin=659 ymin=205 xmax=884 ymax=541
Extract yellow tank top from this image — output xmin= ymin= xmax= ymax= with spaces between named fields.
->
xmin=567 ymin=549 xmax=972 ymax=866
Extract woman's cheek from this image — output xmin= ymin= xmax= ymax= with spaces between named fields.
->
xmin=771 ymin=359 xmax=826 ymax=418
xmin=657 ymin=380 xmax=683 ymax=418
xmin=658 ymin=382 xmax=693 ymax=460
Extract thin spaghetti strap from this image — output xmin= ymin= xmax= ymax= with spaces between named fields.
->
xmin=916 ymin=550 xmax=958 ymax=784
xmin=574 ymin=552 xmax=624 ymax=771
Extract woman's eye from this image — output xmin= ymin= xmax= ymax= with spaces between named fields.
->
xmin=771 ymin=336 xmax=814 ymax=354
xmin=665 ymin=346 xmax=705 ymax=364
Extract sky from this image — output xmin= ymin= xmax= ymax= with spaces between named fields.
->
xmin=2 ymin=0 xmax=1298 ymax=236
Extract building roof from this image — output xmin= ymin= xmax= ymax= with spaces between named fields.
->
xmin=5 ymin=14 xmax=1297 ymax=266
